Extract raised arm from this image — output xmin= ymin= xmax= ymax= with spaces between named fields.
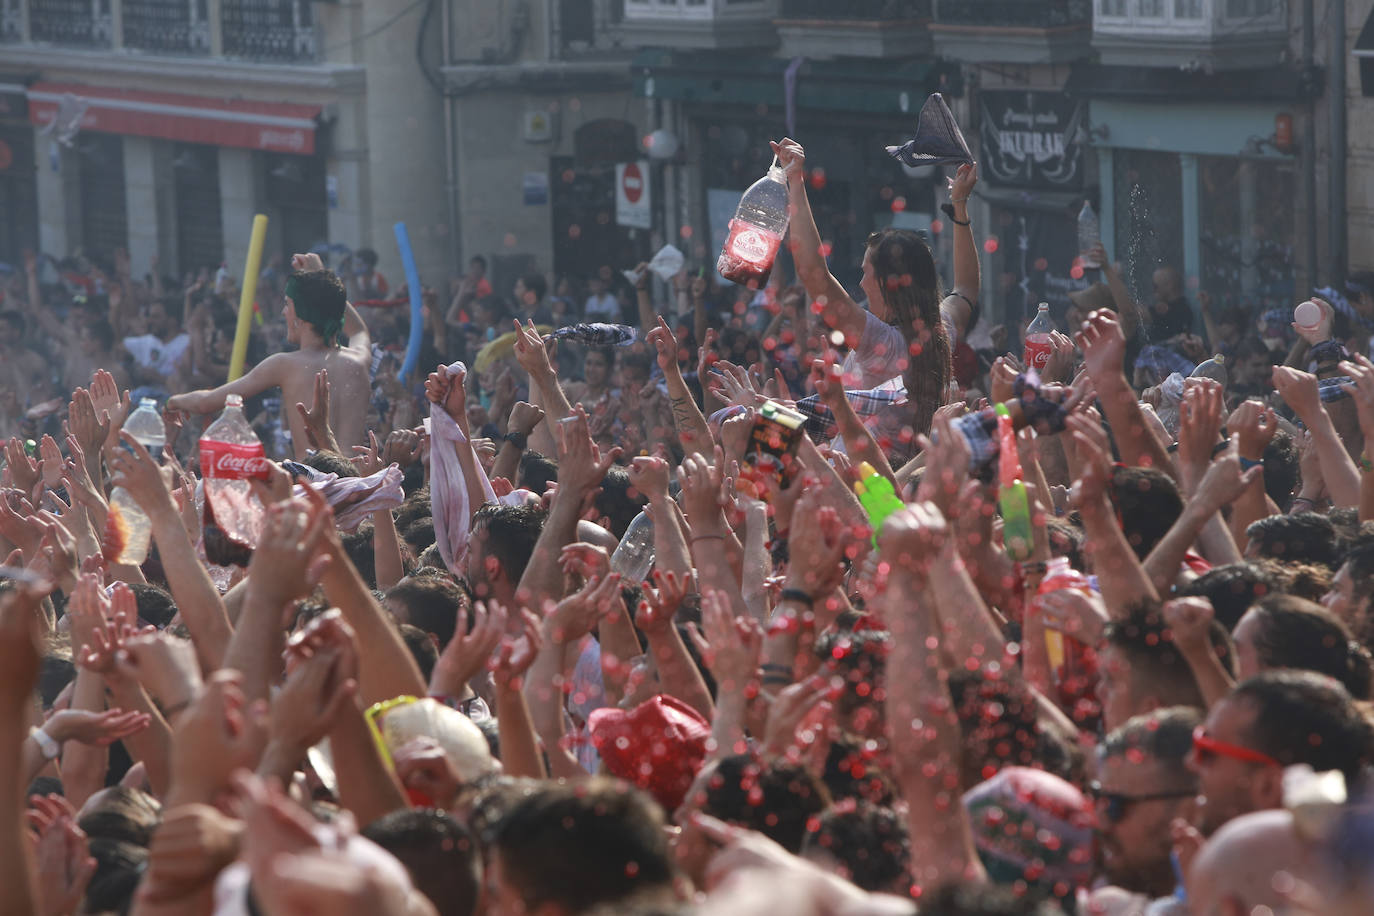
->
xmin=1273 ymin=366 xmax=1360 ymax=508
xmin=646 ymin=317 xmax=713 ymax=454
xmin=772 ymin=139 xmax=866 ymax=344
xmin=940 ymin=164 xmax=980 ymax=337
xmin=165 ymin=352 xmax=288 ymax=416
xmin=1077 ymin=309 xmax=1175 ymax=476
xmin=343 ymin=302 xmax=370 ymax=355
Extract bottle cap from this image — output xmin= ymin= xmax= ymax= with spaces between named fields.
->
xmin=857 ymin=461 xmax=878 ymax=479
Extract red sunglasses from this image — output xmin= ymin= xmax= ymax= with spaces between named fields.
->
xmin=1191 ymin=726 xmax=1280 ymax=767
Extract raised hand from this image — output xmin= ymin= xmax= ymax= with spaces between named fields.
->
xmin=429 ymin=600 xmax=507 ymax=696
xmin=350 ymin=430 xmax=385 ymax=477
xmin=106 ymin=432 xmax=176 ymax=518
xmin=244 ymin=494 xmax=333 ymax=613
xmin=637 ymin=570 xmax=688 ymax=634
xmin=5 ymin=437 xmax=40 ymax=496
xmin=1175 ymin=378 xmax=1225 ymax=486
xmin=769 ymin=137 xmax=806 ymax=179
xmin=559 ymin=541 xmax=611 ymax=583
xmin=875 ymin=501 xmax=949 ymax=580
xmin=42 ymin=707 xmax=150 ymax=747
xmin=678 ymin=448 xmax=729 ymax=526
xmin=1227 ymin=399 xmax=1278 ymax=463
xmin=425 ymin=363 xmax=469 ymax=429
xmin=1074 ymin=309 xmax=1128 ymax=385
xmin=267 ymin=638 xmax=357 ymax=759
xmin=760 ymin=673 xmax=833 ymax=762
xmin=169 ymin=670 xmax=270 ymax=804
xmin=114 ymin=631 xmax=202 ymax=714
xmin=139 ymin=803 xmax=243 ymax=904
xmin=37 ymin=435 xmax=65 ymax=491
xmin=1339 ymin=354 xmax=1374 ymax=438
xmin=89 ymin=369 xmax=130 ymax=450
xmin=295 ymin=369 xmax=335 ymax=452
xmin=553 ymin=406 xmax=621 ymax=497
xmin=646 ymin=316 xmax=682 ymax=374
xmin=1272 ymin=365 xmax=1322 ymax=422
xmin=32 ymin=810 xmax=96 ymax=916
xmin=290 ymin=252 xmax=325 ymax=272
xmin=491 ymin=608 xmax=542 ymax=692
xmin=66 ymin=388 xmax=111 ymax=468
xmin=1194 ymin=435 xmax=1263 ymax=510
xmin=626 ymin=455 xmax=670 ymax=504
xmin=512 ymin=318 xmax=554 ymax=380
xmin=784 ymin=488 xmax=856 ymax=599
xmin=698 ymin=589 xmax=762 ymax=695
xmin=381 ymin=428 xmax=424 ymax=469
xmin=543 ymin=573 xmax=623 ymax=645
xmin=1162 ymin=597 xmax=1216 ymax=655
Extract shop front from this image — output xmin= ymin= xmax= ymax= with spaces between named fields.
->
xmin=975 ymin=88 xmax=1092 ymax=327
xmin=0 ymin=82 xmax=38 ymax=269
xmin=1069 ymin=64 xmax=1303 ymax=321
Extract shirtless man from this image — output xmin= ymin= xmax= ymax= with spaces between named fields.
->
xmin=167 ymin=254 xmax=371 ymax=459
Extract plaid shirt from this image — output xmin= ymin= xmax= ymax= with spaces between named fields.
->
xmin=796 ymin=378 xmax=908 ymax=441
xmin=1319 ymin=375 xmax=1354 ymax=403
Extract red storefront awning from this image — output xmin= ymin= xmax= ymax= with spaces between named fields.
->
xmin=28 ymin=82 xmax=322 ymax=155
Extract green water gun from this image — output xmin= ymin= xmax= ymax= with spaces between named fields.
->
xmin=996 ymin=403 xmax=1034 ymax=562
xmin=854 ymin=462 xmax=904 ymax=546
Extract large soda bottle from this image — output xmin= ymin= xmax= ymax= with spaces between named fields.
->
xmin=1078 ymin=201 xmax=1101 ymax=269
xmin=104 ymin=398 xmax=166 ymax=565
xmin=1023 ymin=303 xmax=1054 ymax=372
xmin=609 ymin=510 xmax=655 ymax=585
xmin=717 ymin=158 xmax=790 ymax=290
xmin=200 ymin=394 xmax=271 ymax=567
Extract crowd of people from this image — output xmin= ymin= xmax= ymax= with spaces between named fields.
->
xmin=1 ymin=137 xmax=1374 ymax=916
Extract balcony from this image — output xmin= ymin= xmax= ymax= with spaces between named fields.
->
xmin=929 ymin=0 xmax=1092 ymax=64
xmin=620 ymin=0 xmax=779 ymax=51
xmin=1093 ymin=0 xmax=1289 ymax=71
xmin=775 ymin=0 xmax=932 ymax=59
xmin=123 ymin=0 xmax=211 ymax=55
xmin=221 ymin=0 xmax=315 ymax=62
xmin=1 ymin=0 xmax=316 ymax=62
xmin=28 ymin=0 xmax=114 ymax=47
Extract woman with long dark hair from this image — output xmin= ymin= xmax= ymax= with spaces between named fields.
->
xmin=772 ymin=138 xmax=980 ymax=457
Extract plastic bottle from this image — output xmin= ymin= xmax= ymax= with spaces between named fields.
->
xmin=1024 ymin=303 xmax=1054 ymax=372
xmin=717 ymin=158 xmax=790 ymax=290
xmin=1191 ymin=353 xmax=1227 ymax=389
xmin=1034 ymin=557 xmax=1093 ymax=685
xmin=200 ymin=394 xmax=271 ymax=567
xmin=104 ymin=398 xmax=166 ymax=565
xmin=1078 ymin=201 xmax=1101 ymax=268
xmin=853 ymin=462 xmax=903 ymax=545
xmin=609 ymin=510 xmax=655 ymax=585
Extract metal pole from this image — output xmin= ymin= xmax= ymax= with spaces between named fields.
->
xmin=442 ymin=0 xmax=462 ymax=268
xmin=1329 ymin=0 xmax=1347 ymax=287
xmin=1302 ymin=0 xmax=1317 ymax=289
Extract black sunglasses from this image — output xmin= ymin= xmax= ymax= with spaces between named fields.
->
xmin=1089 ymin=781 xmax=1194 ymax=824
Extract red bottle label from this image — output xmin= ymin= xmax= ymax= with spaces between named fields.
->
xmin=718 ymin=219 xmax=782 ymax=289
xmin=200 ymin=439 xmax=271 ymax=481
xmin=1024 ymin=338 xmax=1052 ymax=371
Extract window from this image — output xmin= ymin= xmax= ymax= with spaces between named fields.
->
xmin=1099 ymin=0 xmax=1128 ymax=15
xmin=1174 ymin=0 xmax=1203 ymax=18
xmin=1226 ymin=0 xmax=1276 ymax=16
xmin=1138 ymin=0 xmax=1165 ymax=17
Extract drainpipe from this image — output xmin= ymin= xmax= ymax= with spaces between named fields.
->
xmin=1302 ymin=0 xmax=1317 ymax=289
xmin=1328 ymin=0 xmax=1347 ymax=287
xmin=442 ymin=0 xmax=461 ymax=267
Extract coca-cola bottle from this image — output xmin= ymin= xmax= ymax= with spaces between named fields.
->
xmin=200 ymin=393 xmax=270 ymax=567
xmin=1023 ymin=302 xmax=1054 ymax=372
xmin=1034 ymin=556 xmax=1097 ymax=721
xmin=717 ymin=157 xmax=790 ymax=290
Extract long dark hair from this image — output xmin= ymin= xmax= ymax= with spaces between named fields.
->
xmin=865 ymin=228 xmax=951 ymax=438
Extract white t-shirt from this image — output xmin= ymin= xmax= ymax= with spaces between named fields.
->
xmin=840 ymin=309 xmax=906 ymax=388
xmin=122 ymin=333 xmax=190 ymax=379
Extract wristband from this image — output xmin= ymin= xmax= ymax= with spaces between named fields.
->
xmin=1016 ymin=560 xmax=1049 ymax=577
xmin=780 ymin=588 xmax=814 ymax=607
xmin=504 ymin=430 xmax=528 ymax=450
xmin=1239 ymin=457 xmax=1263 ymax=471
xmin=1361 ymin=454 xmax=1374 ymax=473
xmin=30 ymin=726 xmax=60 ymax=761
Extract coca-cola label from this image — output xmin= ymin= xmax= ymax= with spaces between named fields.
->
xmin=725 ymin=219 xmax=781 ymax=268
xmin=201 ymin=439 xmax=271 ymax=481
xmin=1024 ymin=339 xmax=1052 ymax=371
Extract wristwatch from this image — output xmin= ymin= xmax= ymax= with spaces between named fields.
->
xmin=504 ymin=431 xmax=528 ymax=450
xmin=30 ymin=726 xmax=60 ymax=761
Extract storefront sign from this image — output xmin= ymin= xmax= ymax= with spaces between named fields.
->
xmin=979 ymin=91 xmax=1084 ymax=190
xmin=27 ymin=82 xmax=321 ymax=155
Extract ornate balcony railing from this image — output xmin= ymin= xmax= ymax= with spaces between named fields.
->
xmin=29 ymin=0 xmax=113 ymax=46
xmin=935 ymin=0 xmax=1092 ymax=27
xmin=221 ymin=0 xmax=316 ymax=62
xmin=779 ymin=0 xmax=932 ymax=19
xmin=123 ymin=0 xmax=211 ymax=54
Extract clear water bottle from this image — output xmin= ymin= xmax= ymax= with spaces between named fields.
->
xmin=1192 ymin=353 xmax=1227 ymax=389
xmin=200 ymin=394 xmax=271 ymax=567
xmin=1024 ymin=303 xmax=1054 ymax=372
xmin=1078 ymin=201 xmax=1101 ymax=269
xmin=104 ymin=398 xmax=166 ymax=566
xmin=717 ymin=157 xmax=790 ymax=290
xmin=608 ymin=510 xmax=656 ymax=585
